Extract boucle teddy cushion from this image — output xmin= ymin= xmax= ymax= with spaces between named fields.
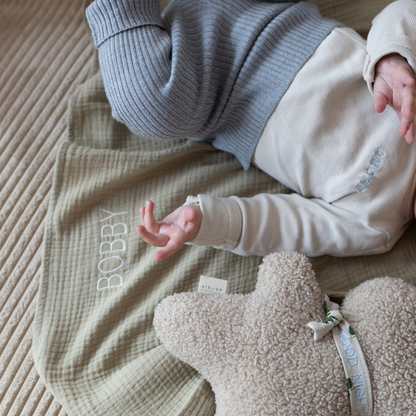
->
xmin=153 ymin=252 xmax=416 ymax=416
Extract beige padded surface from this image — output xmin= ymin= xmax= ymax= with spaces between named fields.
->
xmin=0 ymin=0 xmax=397 ymax=415
xmin=0 ymin=0 xmax=93 ymax=414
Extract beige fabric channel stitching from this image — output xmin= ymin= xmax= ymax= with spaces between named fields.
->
xmin=0 ymin=0 xmax=93 ymax=414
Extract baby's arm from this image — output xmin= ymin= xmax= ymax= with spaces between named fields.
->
xmin=364 ymin=0 xmax=416 ymax=143
xmin=137 ymin=194 xmax=389 ymax=259
xmin=187 ymin=194 xmax=388 ymax=257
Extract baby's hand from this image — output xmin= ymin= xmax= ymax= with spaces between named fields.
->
xmin=373 ymin=53 xmax=416 ymax=144
xmin=135 ymin=200 xmax=202 ymax=261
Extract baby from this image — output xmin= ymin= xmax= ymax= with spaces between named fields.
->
xmin=86 ymin=0 xmax=416 ymax=260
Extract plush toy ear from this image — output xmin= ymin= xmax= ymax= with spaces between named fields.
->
xmin=153 ymin=291 xmax=248 ymax=375
xmin=251 ymin=252 xmax=323 ymax=325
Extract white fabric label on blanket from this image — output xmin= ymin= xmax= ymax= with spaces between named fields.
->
xmin=308 ymin=295 xmax=373 ymax=416
xmin=198 ymin=275 xmax=227 ymax=295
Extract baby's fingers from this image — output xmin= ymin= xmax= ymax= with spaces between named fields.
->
xmin=373 ymin=89 xmax=388 ymax=114
xmin=135 ymin=224 xmax=169 ymax=248
xmin=399 ymin=107 xmax=415 ymax=143
xmin=153 ymin=238 xmax=184 ymax=261
xmin=140 ymin=206 xmax=145 ymax=227
xmin=398 ymin=84 xmax=416 ymax=142
xmin=142 ymin=200 xmax=159 ymax=234
xmin=405 ymin=121 xmax=415 ymax=145
xmin=398 ymin=65 xmax=416 ymax=88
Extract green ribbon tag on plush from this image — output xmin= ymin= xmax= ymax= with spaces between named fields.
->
xmin=308 ymin=295 xmax=373 ymax=416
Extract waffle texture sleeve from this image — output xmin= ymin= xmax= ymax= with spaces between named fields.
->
xmin=187 ymin=194 xmax=388 ymax=257
xmin=363 ymin=0 xmax=416 ymax=94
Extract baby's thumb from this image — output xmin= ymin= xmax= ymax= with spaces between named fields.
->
xmin=182 ymin=206 xmax=202 ymax=242
xmin=183 ymin=206 xmax=198 ymax=222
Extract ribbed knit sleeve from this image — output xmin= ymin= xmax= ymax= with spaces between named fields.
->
xmin=86 ymin=0 xmax=164 ymax=47
xmin=86 ymin=0 xmax=338 ymax=166
xmin=86 ymin=0 xmax=212 ymax=139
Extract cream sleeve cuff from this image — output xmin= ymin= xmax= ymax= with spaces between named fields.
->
xmin=363 ymin=0 xmax=416 ymax=95
xmin=184 ymin=195 xmax=242 ymax=250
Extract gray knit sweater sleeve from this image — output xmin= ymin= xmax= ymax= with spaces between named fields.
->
xmin=86 ymin=0 xmax=209 ymax=139
xmin=86 ymin=0 xmax=338 ymax=167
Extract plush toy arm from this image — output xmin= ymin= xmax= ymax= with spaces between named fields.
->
xmin=341 ymin=277 xmax=416 ymax=415
xmin=154 ymin=292 xmax=247 ymax=375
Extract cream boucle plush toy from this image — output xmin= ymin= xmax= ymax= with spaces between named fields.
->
xmin=153 ymin=252 xmax=416 ymax=416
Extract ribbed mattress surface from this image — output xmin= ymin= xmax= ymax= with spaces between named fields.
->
xmin=0 ymin=0 xmax=93 ymax=414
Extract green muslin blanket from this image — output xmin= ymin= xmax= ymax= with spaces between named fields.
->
xmin=33 ymin=2 xmax=416 ymax=415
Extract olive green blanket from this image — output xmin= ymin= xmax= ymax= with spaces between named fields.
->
xmin=32 ymin=2 xmax=416 ymax=415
